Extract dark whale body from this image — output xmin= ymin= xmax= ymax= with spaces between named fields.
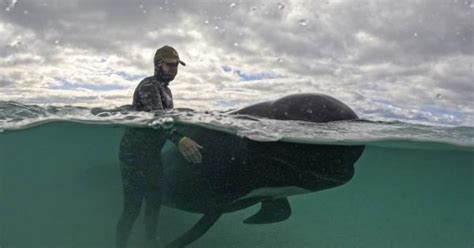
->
xmin=160 ymin=94 xmax=364 ymax=248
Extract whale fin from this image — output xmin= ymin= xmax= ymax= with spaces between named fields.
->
xmin=166 ymin=212 xmax=222 ymax=248
xmin=243 ymin=198 xmax=291 ymax=224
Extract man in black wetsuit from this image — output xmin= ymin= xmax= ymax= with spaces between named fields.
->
xmin=116 ymin=45 xmax=203 ymax=248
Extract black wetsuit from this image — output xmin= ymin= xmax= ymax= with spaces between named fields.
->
xmin=116 ymin=71 xmax=183 ymax=248
xmin=119 ymin=76 xmax=182 ymax=164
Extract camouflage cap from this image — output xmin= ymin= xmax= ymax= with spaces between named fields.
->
xmin=154 ymin=45 xmax=186 ymax=66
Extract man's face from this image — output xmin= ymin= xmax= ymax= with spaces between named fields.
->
xmin=160 ymin=62 xmax=178 ymax=81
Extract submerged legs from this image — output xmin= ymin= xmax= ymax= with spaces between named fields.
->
xmin=116 ymin=162 xmax=162 ymax=248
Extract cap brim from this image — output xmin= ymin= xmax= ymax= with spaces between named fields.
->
xmin=163 ymin=58 xmax=186 ymax=66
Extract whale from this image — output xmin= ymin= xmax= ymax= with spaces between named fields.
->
xmin=160 ymin=94 xmax=365 ymax=248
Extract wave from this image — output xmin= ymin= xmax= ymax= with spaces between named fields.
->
xmin=1 ymin=101 xmax=473 ymax=149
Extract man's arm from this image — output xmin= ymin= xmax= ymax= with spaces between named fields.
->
xmin=162 ymin=122 xmax=202 ymax=164
xmin=134 ymin=79 xmax=164 ymax=111
xmin=134 ymin=79 xmax=183 ymax=143
xmin=164 ymin=127 xmax=184 ymax=145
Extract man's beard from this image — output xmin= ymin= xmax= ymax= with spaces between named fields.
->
xmin=155 ymin=66 xmax=176 ymax=83
xmin=162 ymin=72 xmax=176 ymax=82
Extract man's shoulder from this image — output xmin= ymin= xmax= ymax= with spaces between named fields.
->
xmin=136 ymin=76 xmax=157 ymax=90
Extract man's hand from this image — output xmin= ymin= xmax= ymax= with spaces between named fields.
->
xmin=178 ymin=137 xmax=203 ymax=164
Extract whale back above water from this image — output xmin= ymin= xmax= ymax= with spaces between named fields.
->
xmin=233 ymin=93 xmax=359 ymax=122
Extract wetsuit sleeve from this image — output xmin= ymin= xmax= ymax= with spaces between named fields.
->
xmin=164 ymin=128 xmax=185 ymax=146
xmin=134 ymin=83 xmax=164 ymax=111
xmin=133 ymin=78 xmax=186 ymax=146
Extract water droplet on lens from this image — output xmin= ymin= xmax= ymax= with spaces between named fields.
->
xmin=5 ymin=7 xmax=11 ymax=11
xmin=277 ymin=58 xmax=283 ymax=63
xmin=55 ymin=40 xmax=60 ymax=44
xmin=278 ymin=3 xmax=285 ymax=10
xmin=204 ymin=20 xmax=209 ymax=24
xmin=298 ymin=19 xmax=308 ymax=26
xmin=230 ymin=3 xmax=236 ymax=8
xmin=233 ymin=42 xmax=239 ymax=46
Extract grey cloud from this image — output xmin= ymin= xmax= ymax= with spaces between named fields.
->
xmin=0 ymin=0 xmax=472 ymax=125
xmin=0 ymin=78 xmax=14 ymax=87
xmin=345 ymin=1 xmax=473 ymax=64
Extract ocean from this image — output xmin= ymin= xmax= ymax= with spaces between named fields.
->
xmin=0 ymin=101 xmax=473 ymax=248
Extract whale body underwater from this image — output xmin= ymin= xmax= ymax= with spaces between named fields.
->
xmin=159 ymin=93 xmax=365 ymax=248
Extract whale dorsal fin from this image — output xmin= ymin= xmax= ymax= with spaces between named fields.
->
xmin=243 ymin=198 xmax=291 ymax=224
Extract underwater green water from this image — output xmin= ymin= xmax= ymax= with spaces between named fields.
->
xmin=0 ymin=122 xmax=473 ymax=248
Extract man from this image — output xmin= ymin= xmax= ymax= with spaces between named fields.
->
xmin=116 ymin=45 xmax=203 ymax=248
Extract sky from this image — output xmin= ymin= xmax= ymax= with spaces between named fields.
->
xmin=0 ymin=0 xmax=473 ymax=126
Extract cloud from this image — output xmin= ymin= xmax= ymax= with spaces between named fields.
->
xmin=0 ymin=0 xmax=473 ymax=126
